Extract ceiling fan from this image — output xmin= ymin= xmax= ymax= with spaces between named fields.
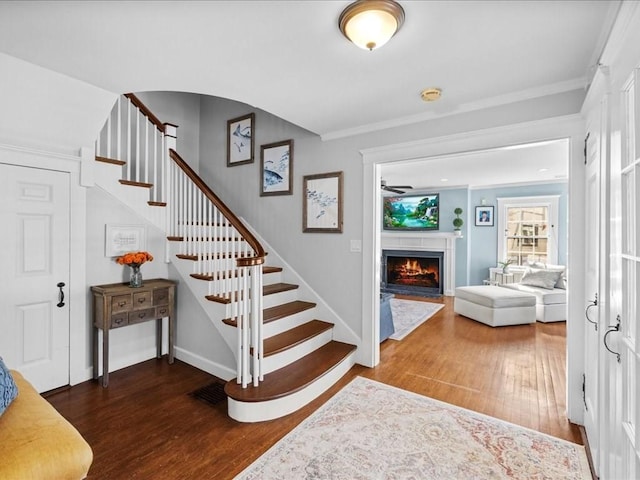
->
xmin=381 ymin=179 xmax=413 ymax=194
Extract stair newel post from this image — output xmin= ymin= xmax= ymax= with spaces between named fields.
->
xmin=241 ymin=266 xmax=251 ymax=388
xmin=126 ymin=97 xmax=132 ymax=181
xmin=165 ymin=127 xmax=177 ymax=240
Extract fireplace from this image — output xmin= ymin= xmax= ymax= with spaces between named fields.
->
xmin=382 ymin=249 xmax=444 ymax=297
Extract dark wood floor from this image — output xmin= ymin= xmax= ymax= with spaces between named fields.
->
xmin=47 ymin=296 xmax=582 ymax=479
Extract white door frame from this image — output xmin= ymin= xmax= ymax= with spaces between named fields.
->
xmin=360 ymin=114 xmax=587 ymax=423
xmin=0 ymin=143 xmax=90 ymax=386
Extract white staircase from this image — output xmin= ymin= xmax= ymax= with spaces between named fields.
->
xmin=93 ymin=93 xmax=356 ymax=422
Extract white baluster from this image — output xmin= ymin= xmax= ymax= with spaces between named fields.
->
xmin=144 ymin=118 xmax=149 ymax=184
xmin=116 ymin=96 xmax=121 ymax=162
xmin=126 ymin=97 xmax=131 ymax=181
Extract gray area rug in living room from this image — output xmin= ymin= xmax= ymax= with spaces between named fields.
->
xmin=389 ymin=298 xmax=444 ymax=340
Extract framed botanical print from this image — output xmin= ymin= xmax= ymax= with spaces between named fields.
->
xmin=227 ymin=113 xmax=254 ymax=166
xmin=261 ymin=139 xmax=293 ymax=196
xmin=303 ymin=171 xmax=343 ymax=233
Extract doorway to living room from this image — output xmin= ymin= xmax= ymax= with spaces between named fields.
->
xmin=359 ymin=117 xmax=584 ymax=424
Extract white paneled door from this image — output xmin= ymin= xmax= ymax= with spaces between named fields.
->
xmin=583 ymin=106 xmax=603 ymax=475
xmin=0 ymin=163 xmax=70 ymax=392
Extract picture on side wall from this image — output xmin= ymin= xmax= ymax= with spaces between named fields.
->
xmin=303 ymin=171 xmax=343 ymax=233
xmin=227 ymin=113 xmax=254 ymax=166
xmin=261 ymin=139 xmax=293 ymax=196
xmin=475 ymin=205 xmax=494 ymax=226
xmin=105 ymin=224 xmax=146 ymax=257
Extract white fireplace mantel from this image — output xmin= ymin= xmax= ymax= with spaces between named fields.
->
xmin=381 ymin=232 xmax=457 ymax=295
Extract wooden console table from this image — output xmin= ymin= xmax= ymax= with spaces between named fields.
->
xmin=91 ymin=278 xmax=176 ymax=387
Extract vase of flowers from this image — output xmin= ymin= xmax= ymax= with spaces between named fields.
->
xmin=115 ymin=251 xmax=153 ymax=288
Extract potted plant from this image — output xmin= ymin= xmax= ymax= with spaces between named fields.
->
xmin=453 ymin=207 xmax=464 ymax=236
xmin=498 ymin=258 xmax=515 ymax=273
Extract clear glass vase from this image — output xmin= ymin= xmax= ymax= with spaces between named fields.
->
xmin=129 ymin=265 xmax=143 ymax=288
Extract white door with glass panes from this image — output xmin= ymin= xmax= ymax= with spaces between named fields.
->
xmin=0 ymin=163 xmax=71 ymax=393
xmin=619 ymin=67 xmax=640 ymax=480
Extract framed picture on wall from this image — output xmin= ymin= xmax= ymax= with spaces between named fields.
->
xmin=227 ymin=113 xmax=254 ymax=166
xmin=475 ymin=206 xmax=494 ymax=226
xmin=105 ymin=224 xmax=146 ymax=257
xmin=303 ymin=171 xmax=343 ymax=233
xmin=261 ymin=139 xmax=293 ymax=196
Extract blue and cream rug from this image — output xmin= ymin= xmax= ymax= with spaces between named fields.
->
xmin=389 ymin=298 xmax=444 ymax=340
xmin=236 ymin=377 xmax=591 ymax=479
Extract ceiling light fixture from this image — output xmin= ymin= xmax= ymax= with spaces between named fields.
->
xmin=338 ymin=0 xmax=405 ymax=51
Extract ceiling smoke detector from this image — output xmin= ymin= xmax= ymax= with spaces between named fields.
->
xmin=421 ymin=88 xmax=442 ymax=102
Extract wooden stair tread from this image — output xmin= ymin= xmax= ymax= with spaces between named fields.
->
xmin=95 ymin=156 xmax=126 ymax=166
xmin=222 ymin=300 xmax=316 ymax=326
xmin=175 ymin=252 xmax=252 ymax=260
xmin=167 ymin=236 xmax=244 ymax=242
xmin=148 ymin=201 xmax=166 ymax=207
xmin=262 ymin=320 xmax=332 ymax=357
xmin=263 ymin=282 xmax=298 ymax=296
xmin=264 ymin=300 xmax=316 ymax=323
xmin=263 ymin=266 xmax=283 ymax=274
xmin=119 ymin=179 xmax=153 ymax=188
xmin=225 ymin=341 xmax=356 ymax=402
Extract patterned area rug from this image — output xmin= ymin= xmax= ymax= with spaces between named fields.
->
xmin=236 ymin=377 xmax=591 ymax=479
xmin=389 ymin=298 xmax=444 ymax=340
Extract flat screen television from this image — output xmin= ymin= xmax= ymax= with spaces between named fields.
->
xmin=383 ymin=193 xmax=439 ymax=231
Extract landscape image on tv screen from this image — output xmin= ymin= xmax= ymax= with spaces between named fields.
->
xmin=383 ymin=194 xmax=439 ymax=231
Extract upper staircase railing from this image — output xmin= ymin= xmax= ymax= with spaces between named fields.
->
xmin=95 ymin=93 xmax=266 ymax=388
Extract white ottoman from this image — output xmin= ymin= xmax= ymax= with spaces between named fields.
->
xmin=454 ymin=285 xmax=536 ymax=327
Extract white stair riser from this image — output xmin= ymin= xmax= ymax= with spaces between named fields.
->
xmin=263 ymin=271 xmax=282 ymax=284
xmin=261 ymin=329 xmax=332 ymax=375
xmin=263 ymin=289 xmax=298 ymax=309
xmin=227 ymin=351 xmax=356 ymax=423
xmin=263 ymin=309 xmax=317 ymax=338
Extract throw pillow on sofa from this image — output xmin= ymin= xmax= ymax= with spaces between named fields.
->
xmin=0 ymin=356 xmax=18 ymax=416
xmin=520 ymin=268 xmax=562 ymax=290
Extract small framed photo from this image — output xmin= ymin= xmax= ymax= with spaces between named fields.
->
xmin=303 ymin=171 xmax=343 ymax=233
xmin=227 ymin=113 xmax=254 ymax=166
xmin=475 ymin=206 xmax=494 ymax=226
xmin=105 ymin=224 xmax=146 ymax=257
xmin=261 ymin=139 xmax=293 ymax=196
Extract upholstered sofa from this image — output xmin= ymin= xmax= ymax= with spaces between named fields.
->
xmin=500 ymin=264 xmax=567 ymax=323
xmin=0 ymin=369 xmax=93 ymax=479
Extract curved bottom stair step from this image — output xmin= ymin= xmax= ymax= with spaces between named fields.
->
xmin=225 ymin=340 xmax=356 ymax=404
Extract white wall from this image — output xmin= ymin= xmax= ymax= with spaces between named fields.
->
xmin=85 ymin=186 xmax=170 ymax=374
xmin=0 ymin=52 xmax=115 ymax=155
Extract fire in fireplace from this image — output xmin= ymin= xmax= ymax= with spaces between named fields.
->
xmin=382 ymin=249 xmax=443 ymax=297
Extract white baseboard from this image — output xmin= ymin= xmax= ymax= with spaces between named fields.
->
xmin=175 ymin=346 xmax=236 ymax=381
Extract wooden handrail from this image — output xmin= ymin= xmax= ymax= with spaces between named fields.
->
xmin=125 ymin=93 xmax=166 ymax=133
xmin=169 ymin=149 xmax=266 ymax=267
